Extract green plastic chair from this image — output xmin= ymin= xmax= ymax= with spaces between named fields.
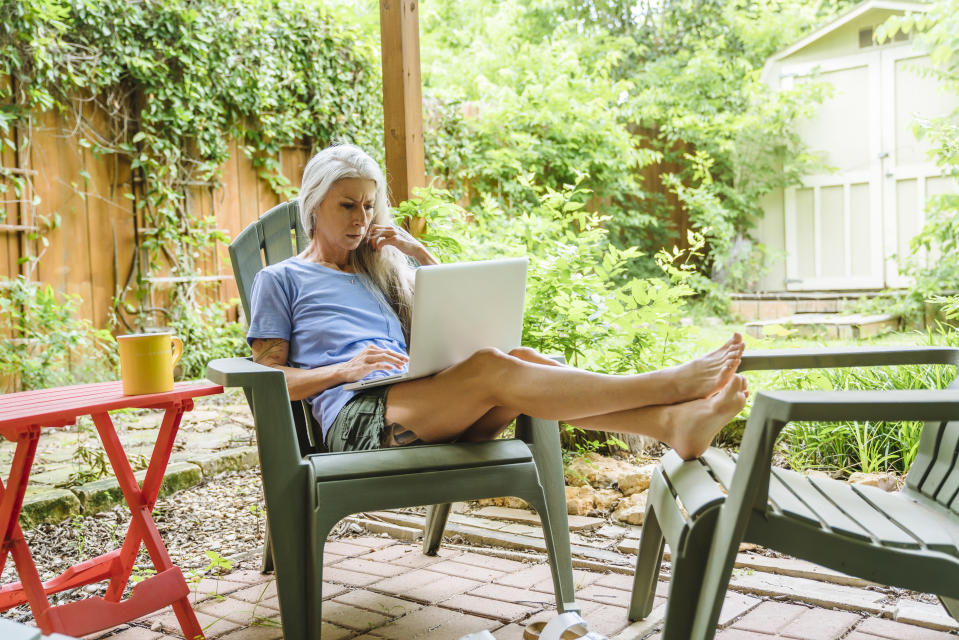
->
xmin=207 ymin=200 xmax=576 ymax=640
xmin=628 ymin=347 xmax=959 ymax=639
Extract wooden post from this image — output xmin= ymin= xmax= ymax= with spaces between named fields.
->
xmin=379 ymin=0 xmax=426 ymax=210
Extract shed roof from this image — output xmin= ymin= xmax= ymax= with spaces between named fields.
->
xmin=767 ymin=0 xmax=928 ymax=65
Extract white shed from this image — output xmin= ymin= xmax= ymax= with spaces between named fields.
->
xmin=754 ymin=0 xmax=958 ymax=292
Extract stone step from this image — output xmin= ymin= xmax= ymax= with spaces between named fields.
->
xmin=729 ymin=292 xmax=896 ymax=321
xmin=745 ymin=313 xmax=899 ymax=340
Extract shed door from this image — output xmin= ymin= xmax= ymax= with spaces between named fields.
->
xmin=781 ymin=50 xmax=885 ymax=291
xmin=881 ymin=48 xmax=957 ymax=287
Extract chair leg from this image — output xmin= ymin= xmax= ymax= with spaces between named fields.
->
xmin=261 ymin=521 xmax=274 ymax=574
xmin=423 ymin=503 xmax=452 ymax=556
xmin=940 ymin=595 xmax=959 ymax=622
xmin=659 ymin=512 xmax=719 ymax=640
xmin=309 ymin=514 xmax=342 ymax=640
xmin=628 ymin=503 xmax=665 ymax=621
xmin=524 ymin=491 xmax=577 ymax=611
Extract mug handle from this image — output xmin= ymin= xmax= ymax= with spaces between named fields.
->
xmin=171 ymin=336 xmax=183 ymax=367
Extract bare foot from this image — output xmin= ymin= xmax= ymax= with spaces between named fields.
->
xmin=667 ymin=333 xmax=744 ymax=403
xmin=667 ymin=374 xmax=748 ymax=460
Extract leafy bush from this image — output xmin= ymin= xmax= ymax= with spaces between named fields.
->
xmin=0 ymin=277 xmax=116 ymax=391
xmin=167 ymin=299 xmax=250 ymax=381
xmin=419 ymin=0 xmax=841 ymax=292
xmin=401 ymin=178 xmax=697 ymax=375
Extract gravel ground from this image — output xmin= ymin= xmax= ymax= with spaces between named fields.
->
xmin=0 ymin=467 xmax=270 ymax=624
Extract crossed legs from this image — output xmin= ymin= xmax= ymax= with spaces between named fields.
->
xmin=384 ymin=334 xmax=748 ymax=460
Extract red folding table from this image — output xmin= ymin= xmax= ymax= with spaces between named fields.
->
xmin=0 ymin=380 xmax=223 ymax=638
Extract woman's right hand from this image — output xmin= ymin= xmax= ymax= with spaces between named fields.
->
xmin=338 ymin=344 xmax=409 ymax=383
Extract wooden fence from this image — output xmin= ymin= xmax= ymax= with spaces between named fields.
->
xmin=1 ymin=108 xmax=691 ymax=332
xmin=0 ymin=105 xmax=309 ymax=330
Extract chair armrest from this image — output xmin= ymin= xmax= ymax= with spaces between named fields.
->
xmin=739 ymin=346 xmax=959 ymax=372
xmin=755 ymin=389 xmax=959 ymax=424
xmin=207 ymin=357 xmax=286 ymax=389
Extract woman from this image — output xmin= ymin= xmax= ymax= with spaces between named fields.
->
xmin=247 ymin=144 xmax=747 ymax=459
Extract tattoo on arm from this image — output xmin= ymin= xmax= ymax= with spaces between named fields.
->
xmin=380 ymin=421 xmax=425 ymax=448
xmin=252 ymin=338 xmax=288 ymax=366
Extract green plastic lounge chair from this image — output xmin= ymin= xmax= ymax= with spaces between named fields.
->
xmin=628 ymin=347 xmax=959 ymax=640
xmin=207 ymin=200 xmax=577 ymax=640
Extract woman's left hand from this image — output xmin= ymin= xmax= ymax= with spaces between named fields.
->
xmin=367 ymin=224 xmax=438 ymax=265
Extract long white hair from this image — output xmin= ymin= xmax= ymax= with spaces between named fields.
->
xmin=299 ymin=144 xmax=415 ymax=340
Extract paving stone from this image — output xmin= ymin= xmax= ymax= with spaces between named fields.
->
xmin=855 ymin=616 xmax=958 ymax=639
xmin=184 ymin=447 xmax=259 ymax=477
xmin=595 ymin=572 xmax=636 ymax=591
xmin=446 ymin=550 xmax=529 ymax=573
xmin=489 ymin=622 xmax=529 ymax=640
xmin=219 ymin=570 xmax=271 ymax=584
xmin=893 ymin=599 xmax=959 ymax=631
xmin=189 ymin=577 xmax=255 ymax=603
xmin=324 ymin=540 xmax=373 ymax=557
xmin=321 ymin=600 xmax=392 ymax=631
xmin=843 ymin=634 xmax=886 ymax=640
xmin=323 ymin=566 xmax=384 ymax=587
xmin=568 ymin=603 xmax=633 ymax=638
xmin=779 ymin=607 xmax=860 ymax=639
xmin=427 ymin=559 xmax=507 ymax=582
xmin=471 ymin=506 xmax=605 ymax=531
xmin=150 ymin=608 xmax=242 ymax=638
xmin=95 ymin=627 xmax=163 ymax=640
xmin=196 ymin=595 xmax=279 ymax=625
xmin=322 ymin=581 xmax=349 ymax=599
xmin=216 ymin=622 xmax=284 ymax=640
xmin=363 ymin=544 xmax=459 ymax=568
xmin=716 ymin=630 xmax=777 ymax=639
xmin=717 ymin=592 xmax=763 ymax=628
xmin=371 ymin=568 xmax=483 ymax=603
xmin=439 ymin=593 xmax=538 ymax=622
xmin=335 ymin=557 xmax=409 ymax=578
xmin=467 ymin=583 xmax=555 ymax=607
xmin=574 ymin=583 xmax=630 ymax=606
xmin=229 ymin=581 xmax=277 ymax=604
xmin=367 ymin=605 xmax=494 ymax=639
xmin=319 ymin=622 xmax=355 ymax=640
xmin=530 ymin=569 xmax=602 ymax=594
xmin=341 ymin=535 xmax=398 ymax=550
xmin=733 ymin=601 xmax=809 ymax=634
xmin=18 ymin=488 xmax=81 ymax=529
xmin=332 ymin=588 xmax=423 ymax=618
xmin=497 ymin=563 xmax=599 ymax=591
xmin=728 ymin=568 xmax=885 ymax=613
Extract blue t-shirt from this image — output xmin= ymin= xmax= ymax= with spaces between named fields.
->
xmin=246 ymin=257 xmax=408 ymax=438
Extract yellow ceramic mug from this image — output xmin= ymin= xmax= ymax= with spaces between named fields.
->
xmin=117 ymin=332 xmax=183 ymax=395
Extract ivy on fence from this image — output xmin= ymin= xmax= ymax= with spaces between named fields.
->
xmin=0 ymin=0 xmax=382 ymax=330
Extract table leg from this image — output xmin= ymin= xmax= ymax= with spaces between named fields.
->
xmin=91 ymin=408 xmax=204 ymax=640
xmin=0 ymin=431 xmax=53 ymax=622
xmin=102 ymin=404 xmax=187 ymax=601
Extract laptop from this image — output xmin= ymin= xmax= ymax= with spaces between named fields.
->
xmin=342 ymin=257 xmax=528 ymax=391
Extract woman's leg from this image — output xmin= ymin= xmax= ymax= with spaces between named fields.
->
xmin=383 ymin=336 xmax=746 ymax=458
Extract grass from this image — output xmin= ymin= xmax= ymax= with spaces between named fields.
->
xmin=687 ymin=322 xmax=959 ymax=476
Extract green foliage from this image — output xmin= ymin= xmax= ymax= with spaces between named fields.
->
xmin=0 ymin=0 xmax=381 ymax=328
xmin=767 ymin=353 xmax=956 ymax=475
xmin=879 ymin=1 xmax=959 ymax=311
xmin=0 ymin=276 xmax=116 ymax=391
xmin=420 ymin=0 xmax=843 ymax=291
xmin=403 ymin=177 xmax=697 ymax=374
xmin=167 ymin=298 xmax=250 ymax=381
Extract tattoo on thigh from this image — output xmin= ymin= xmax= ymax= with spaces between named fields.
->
xmin=381 ymin=421 xmax=425 ymax=448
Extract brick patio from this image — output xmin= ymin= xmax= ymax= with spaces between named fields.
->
xmin=83 ymin=536 xmax=957 ymax=640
